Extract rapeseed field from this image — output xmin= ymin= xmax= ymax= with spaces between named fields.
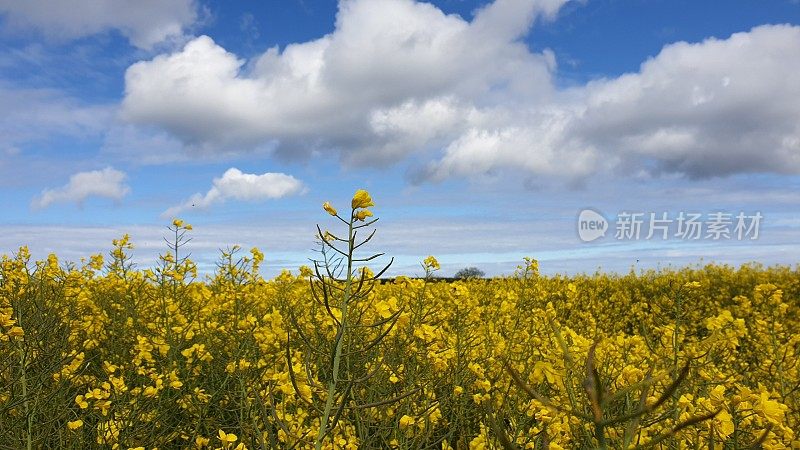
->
xmin=1 ymin=191 xmax=797 ymax=449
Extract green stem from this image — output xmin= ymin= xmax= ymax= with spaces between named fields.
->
xmin=315 ymin=214 xmax=355 ymax=449
xmin=15 ymin=307 xmax=32 ymax=450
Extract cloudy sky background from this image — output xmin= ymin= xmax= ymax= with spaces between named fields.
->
xmin=1 ymin=0 xmax=799 ymax=277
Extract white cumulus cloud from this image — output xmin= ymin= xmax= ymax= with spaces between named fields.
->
xmin=163 ymin=168 xmax=306 ymax=217
xmin=32 ymin=167 xmax=130 ymax=209
xmin=122 ymin=0 xmax=563 ymax=160
xmin=412 ymin=24 xmax=800 ymax=182
xmin=120 ymin=0 xmax=800 ymax=184
xmin=574 ymin=24 xmax=800 ymax=178
xmin=0 ymin=0 xmax=198 ymax=49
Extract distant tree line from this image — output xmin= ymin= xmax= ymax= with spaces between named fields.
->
xmin=454 ymin=267 xmax=485 ymax=279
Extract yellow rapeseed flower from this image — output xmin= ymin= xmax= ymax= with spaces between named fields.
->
xmin=7 ymin=326 xmax=24 ymax=338
xmin=355 ymin=209 xmax=373 ymax=221
xmin=322 ymin=201 xmax=338 ymax=216
xmin=218 ymin=430 xmax=238 ymax=444
xmin=423 ymin=255 xmax=440 ymax=270
xmin=67 ymin=419 xmax=83 ymax=430
xmin=75 ymin=395 xmax=88 ymax=409
xmin=398 ymin=415 xmax=415 ymax=428
xmin=715 ymin=409 xmax=735 ymax=438
xmin=351 ymin=189 xmax=374 ymax=209
xmin=758 ymin=392 xmax=785 ymax=423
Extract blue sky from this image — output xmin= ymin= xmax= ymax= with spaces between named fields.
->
xmin=1 ymin=0 xmax=799 ymax=277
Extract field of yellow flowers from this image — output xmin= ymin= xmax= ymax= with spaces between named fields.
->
xmin=1 ymin=190 xmax=798 ymax=449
